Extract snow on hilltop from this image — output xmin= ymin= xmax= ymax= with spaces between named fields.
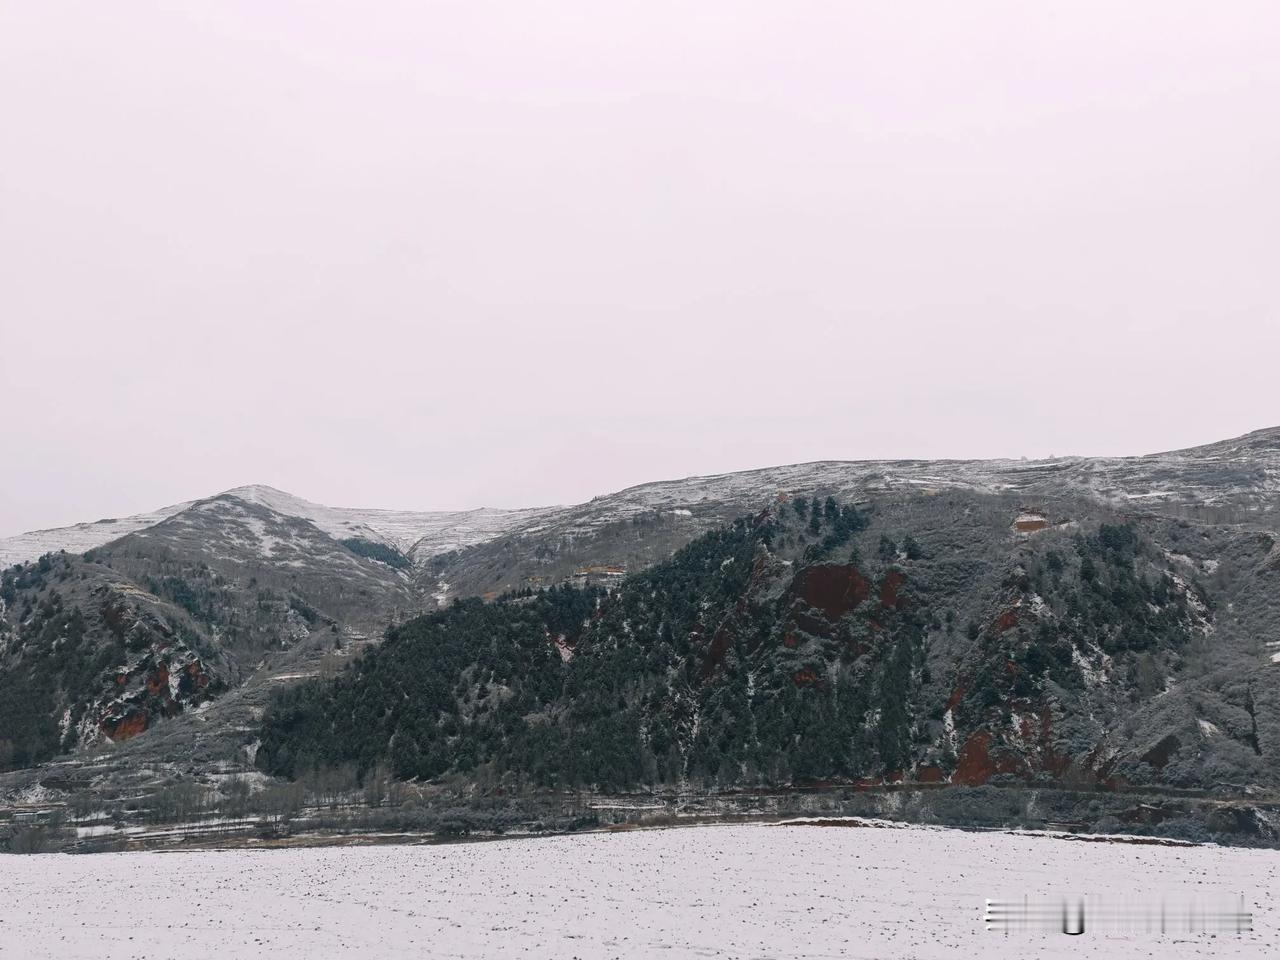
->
xmin=0 ymin=499 xmax=195 ymax=570
xmin=2 ymin=426 xmax=1278 ymax=569
xmin=214 ymin=484 xmax=558 ymax=559
xmin=0 ymin=484 xmax=557 ymax=569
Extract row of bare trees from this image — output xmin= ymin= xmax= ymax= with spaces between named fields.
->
xmin=139 ymin=763 xmax=410 ymax=828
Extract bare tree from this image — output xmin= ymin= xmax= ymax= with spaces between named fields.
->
xmin=221 ymin=776 xmax=253 ymax=819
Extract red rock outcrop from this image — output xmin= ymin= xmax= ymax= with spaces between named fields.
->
xmin=991 ymin=609 xmax=1019 ymax=635
xmin=792 ymin=564 xmax=870 ymax=620
xmin=879 ymin=570 xmax=906 ymax=609
xmin=951 ymin=730 xmax=1023 ymax=785
xmin=101 ymin=709 xmax=148 ymax=741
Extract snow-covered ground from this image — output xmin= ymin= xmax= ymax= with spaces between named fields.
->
xmin=1 ymin=823 xmax=1275 ymax=959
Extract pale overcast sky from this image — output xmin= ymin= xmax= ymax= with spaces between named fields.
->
xmin=1 ymin=1 xmax=1277 ymax=537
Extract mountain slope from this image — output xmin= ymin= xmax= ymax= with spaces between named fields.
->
xmin=0 ymin=552 xmax=228 ymax=768
xmin=258 ymin=491 xmax=1280 ymax=814
xmin=4 ymin=426 xmax=1280 ymax=794
xmin=421 ymin=427 xmax=1280 ymax=602
xmin=0 ymin=491 xmax=427 ymax=770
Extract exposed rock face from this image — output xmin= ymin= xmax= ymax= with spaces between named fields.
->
xmin=792 ymin=564 xmax=871 ymax=621
xmin=100 ymin=710 xmax=148 ymax=742
xmin=1014 ymin=512 xmax=1050 ymax=533
xmin=952 ymin=732 xmax=1006 ymax=786
xmin=96 ymin=645 xmax=219 ymax=743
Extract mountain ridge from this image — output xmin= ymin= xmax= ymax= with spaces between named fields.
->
xmin=5 ymin=424 xmax=1279 ymax=571
xmin=3 ymin=425 xmax=1280 ymax=846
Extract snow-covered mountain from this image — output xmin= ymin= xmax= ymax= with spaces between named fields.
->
xmin=207 ymin=485 xmax=560 ymax=560
xmin=5 ymin=427 xmax=1278 ymax=571
xmin=562 ymin=424 xmax=1280 ymax=527
xmin=0 ymin=484 xmax=557 ymax=570
xmin=4 ymin=425 xmax=1280 ymax=844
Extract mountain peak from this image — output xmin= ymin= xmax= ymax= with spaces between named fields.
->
xmin=218 ymin=484 xmax=315 ymax=508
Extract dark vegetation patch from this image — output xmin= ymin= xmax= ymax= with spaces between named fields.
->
xmin=258 ymin=501 xmax=936 ymax=789
xmin=340 ymin=538 xmax=411 ymax=570
xmin=0 ymin=554 xmax=222 ymax=771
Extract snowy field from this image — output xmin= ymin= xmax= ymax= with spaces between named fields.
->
xmin=1 ymin=822 xmax=1276 ymax=959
